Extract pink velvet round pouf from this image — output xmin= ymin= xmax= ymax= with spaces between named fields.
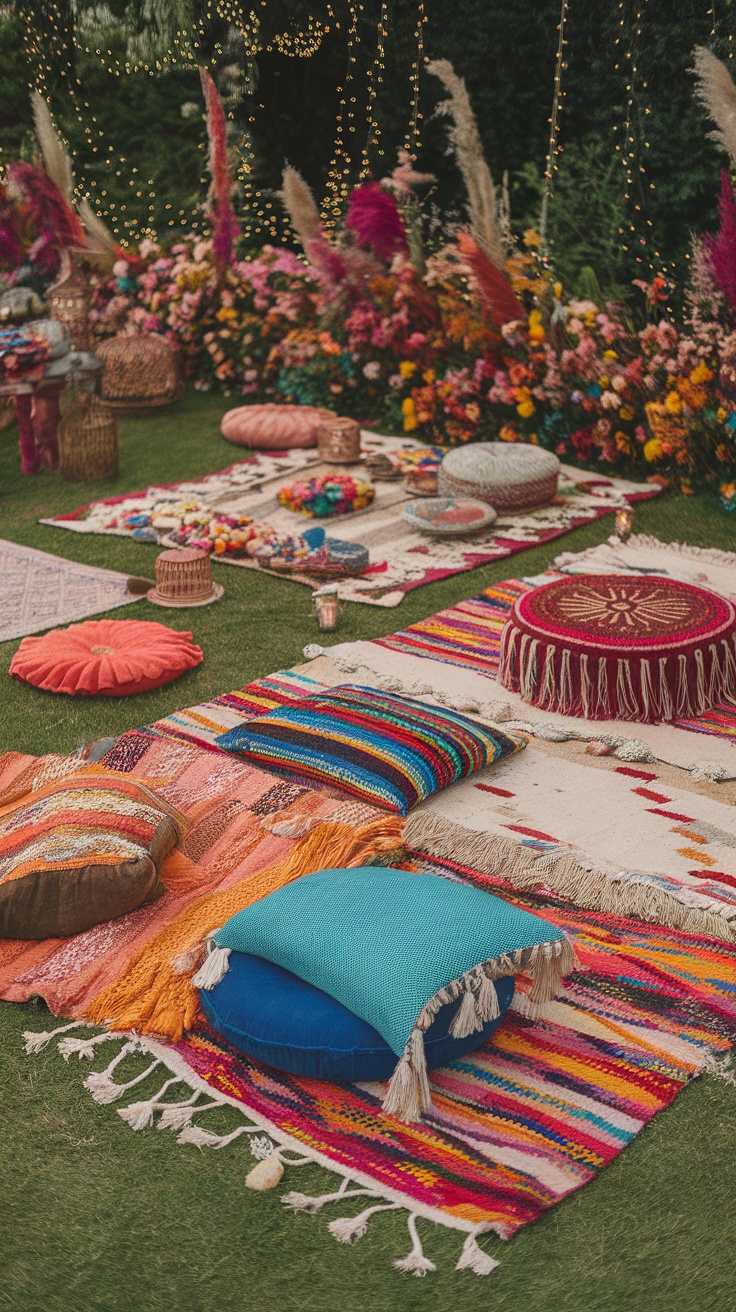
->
xmin=220 ymin=404 xmax=331 ymax=450
xmin=498 ymin=574 xmax=736 ymax=723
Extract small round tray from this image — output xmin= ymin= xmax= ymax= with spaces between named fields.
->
xmin=402 ymin=496 xmax=497 ymax=536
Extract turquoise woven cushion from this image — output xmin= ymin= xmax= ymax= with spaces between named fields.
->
xmin=215 ymin=684 xmax=526 ymax=815
xmin=212 ymin=866 xmax=566 ymax=1058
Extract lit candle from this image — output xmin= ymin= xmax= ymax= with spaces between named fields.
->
xmin=614 ymin=507 xmax=633 ymax=542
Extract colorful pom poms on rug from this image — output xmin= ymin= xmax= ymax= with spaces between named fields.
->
xmin=278 ymin=473 xmax=375 ymax=517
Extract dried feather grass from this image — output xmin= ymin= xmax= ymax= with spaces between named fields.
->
xmin=31 ymin=91 xmax=74 ymax=206
xmin=693 ymin=46 xmax=736 ymax=169
xmin=426 ymin=59 xmax=506 ymax=268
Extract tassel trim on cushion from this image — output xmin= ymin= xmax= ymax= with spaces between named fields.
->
xmin=382 ymin=935 xmax=575 ymax=1124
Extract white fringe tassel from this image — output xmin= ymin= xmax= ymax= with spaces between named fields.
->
xmin=21 ymin=1026 xmax=502 ymax=1277
xmin=382 ymin=937 xmax=574 ymax=1123
xmin=392 ymin=1214 xmax=437 ymax=1276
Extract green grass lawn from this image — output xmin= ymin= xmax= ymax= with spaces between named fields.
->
xmin=1 ymin=395 xmax=735 ymax=1311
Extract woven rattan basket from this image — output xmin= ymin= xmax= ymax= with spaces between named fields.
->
xmin=97 ymin=333 xmax=183 ymax=414
xmin=147 ymin=547 xmax=223 ymax=608
xmin=316 ymin=415 xmax=362 ymax=463
xmin=58 ymin=394 xmax=119 ymax=482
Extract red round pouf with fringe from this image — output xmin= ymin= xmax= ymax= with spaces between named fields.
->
xmin=9 ymin=618 xmax=203 ymax=696
xmin=498 ymin=574 xmax=736 ymax=723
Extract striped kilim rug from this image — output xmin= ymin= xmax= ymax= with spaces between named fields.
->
xmin=376 ymin=580 xmax=736 ymax=744
xmin=11 ymin=668 xmax=736 ymax=1276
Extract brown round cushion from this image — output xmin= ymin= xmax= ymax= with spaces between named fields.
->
xmin=221 ymin=403 xmax=331 ymax=449
xmin=498 ymin=574 xmax=736 ymax=723
xmin=0 ymin=770 xmax=179 ymax=939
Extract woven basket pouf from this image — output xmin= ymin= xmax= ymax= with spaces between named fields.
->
xmin=438 ymin=442 xmax=560 ymax=513
xmin=147 ymin=547 xmax=223 ymax=608
xmin=498 ymin=574 xmax=736 ymax=723
xmin=97 ymin=333 xmax=183 ymax=414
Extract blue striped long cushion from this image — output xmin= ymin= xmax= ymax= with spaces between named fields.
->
xmin=214 ymin=684 xmax=526 ymax=814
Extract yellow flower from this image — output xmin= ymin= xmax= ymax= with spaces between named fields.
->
xmin=529 ymin=432 xmax=539 ymax=444
xmin=399 ymin=360 xmax=417 ymax=379
xmin=523 ymin=229 xmax=541 ymax=248
xmin=689 ymin=362 xmax=713 ymax=385
xmin=553 ymin=281 xmax=563 ymax=299
xmin=401 ymin=396 xmax=418 ymax=431
xmin=664 ymin=390 xmax=682 ymax=415
xmin=422 ymin=368 xmax=435 ymax=383
xmin=643 ymin=437 xmax=663 ymax=462
xmin=216 ymin=306 xmax=237 ymax=322
xmin=717 ymin=407 xmax=728 ymax=423
xmin=599 ymin=375 xmax=610 ymax=390
xmin=517 ymin=399 xmax=535 ymax=419
xmin=603 ymin=350 xmax=618 ymax=361
xmin=619 ymin=405 xmax=635 ymax=421
xmin=527 ymin=310 xmax=546 ymax=344
xmin=499 ymin=424 xmax=518 ymax=442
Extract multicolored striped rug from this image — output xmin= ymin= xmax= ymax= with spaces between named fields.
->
xmin=13 ymin=667 xmax=736 ymax=1276
xmin=376 ymin=580 xmax=736 ymax=743
xmin=23 ymin=864 xmax=736 ymax=1274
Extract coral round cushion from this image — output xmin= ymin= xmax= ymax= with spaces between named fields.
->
xmin=438 ymin=442 xmax=560 ymax=512
xmin=9 ymin=619 xmax=203 ymax=696
xmin=220 ymin=404 xmax=329 ymax=449
xmin=200 ymin=951 xmax=515 ymax=1082
xmin=499 ymin=574 xmax=736 ymax=723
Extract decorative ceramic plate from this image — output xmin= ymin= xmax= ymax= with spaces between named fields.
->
xmin=402 ymin=496 xmax=497 ymax=536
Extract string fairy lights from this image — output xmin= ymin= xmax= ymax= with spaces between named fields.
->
xmin=360 ymin=0 xmax=389 ymax=178
xmin=403 ymin=0 xmax=427 ymax=161
xmin=20 ymin=2 xmax=429 ymax=246
xmin=322 ymin=0 xmax=360 ymax=223
xmin=612 ymin=0 xmax=662 ymax=282
xmin=539 ymin=0 xmax=569 ymax=253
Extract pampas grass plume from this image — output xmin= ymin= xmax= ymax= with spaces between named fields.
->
xmin=427 ymin=58 xmax=506 ymax=269
xmin=693 ymin=46 xmax=736 ymax=169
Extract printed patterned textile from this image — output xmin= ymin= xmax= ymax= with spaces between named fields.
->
xmin=498 ymin=575 xmax=736 ymax=723
xmin=0 ymin=770 xmax=179 ymax=939
xmin=215 ymin=685 xmax=527 ymax=815
xmin=376 ymin=579 xmax=736 ymax=744
xmin=40 ymin=441 xmax=658 ymax=607
xmin=0 ymin=720 xmax=392 ymax=1018
xmin=0 ymin=538 xmax=139 ymax=643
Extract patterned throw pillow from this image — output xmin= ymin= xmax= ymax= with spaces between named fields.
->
xmin=0 ymin=770 xmax=180 ymax=938
xmin=196 ymin=866 xmax=572 ymax=1122
xmin=215 ymin=685 xmax=526 ymax=815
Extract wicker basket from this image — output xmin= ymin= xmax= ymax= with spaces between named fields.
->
xmin=147 ymin=547 xmax=223 ymax=608
xmin=317 ymin=415 xmax=362 ymax=463
xmin=58 ymin=394 xmax=119 ymax=482
xmin=97 ymin=333 xmax=183 ymax=414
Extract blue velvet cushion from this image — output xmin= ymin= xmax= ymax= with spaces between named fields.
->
xmin=200 ymin=950 xmax=515 ymax=1083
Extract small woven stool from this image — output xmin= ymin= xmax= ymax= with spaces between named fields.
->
xmin=498 ymin=574 xmax=736 ymax=723
xmin=438 ymin=443 xmax=560 ymax=513
xmin=58 ymin=393 xmax=119 ymax=482
xmin=147 ymin=547 xmax=223 ymax=608
xmin=317 ymin=415 xmax=362 ymax=463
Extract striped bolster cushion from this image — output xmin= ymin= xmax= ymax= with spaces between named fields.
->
xmin=214 ymin=684 xmax=526 ymax=815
